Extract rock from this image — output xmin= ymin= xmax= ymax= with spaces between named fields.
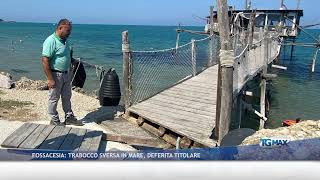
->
xmin=240 ymin=120 xmax=320 ymax=145
xmin=0 ymin=72 xmax=14 ymax=89
xmin=15 ymin=77 xmax=48 ymax=90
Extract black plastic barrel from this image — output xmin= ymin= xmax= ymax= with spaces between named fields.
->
xmin=98 ymin=68 xmax=121 ymax=106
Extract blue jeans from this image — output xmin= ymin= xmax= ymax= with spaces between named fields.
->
xmin=48 ymin=71 xmax=73 ymax=122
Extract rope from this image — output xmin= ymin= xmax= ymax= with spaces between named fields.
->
xmin=70 ymin=58 xmax=81 ymax=85
xmin=220 ymin=50 xmax=235 ymax=67
xmin=132 ymin=34 xmax=214 ymax=53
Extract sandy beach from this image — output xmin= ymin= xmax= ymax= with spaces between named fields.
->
xmin=0 ymin=85 xmax=137 ymax=151
xmin=0 ymin=88 xmax=118 ymax=123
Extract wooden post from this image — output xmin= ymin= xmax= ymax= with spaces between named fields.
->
xmin=176 ymin=23 xmax=181 ymax=50
xmin=122 ymin=31 xmax=131 ymax=115
xmin=208 ymin=5 xmax=214 ymax=67
xmin=191 ymin=39 xmax=197 ymax=76
xmin=215 ymin=0 xmax=233 ymax=144
xmin=259 ymin=30 xmax=268 ymax=130
xmin=237 ymin=94 xmax=242 ymax=128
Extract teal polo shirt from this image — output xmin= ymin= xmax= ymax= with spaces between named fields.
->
xmin=42 ymin=33 xmax=71 ymax=72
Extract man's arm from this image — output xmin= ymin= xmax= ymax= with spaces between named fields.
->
xmin=42 ymin=56 xmax=55 ymax=88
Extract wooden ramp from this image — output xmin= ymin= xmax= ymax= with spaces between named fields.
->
xmin=1 ymin=123 xmax=103 ymax=151
xmin=127 ymin=65 xmax=219 ymax=147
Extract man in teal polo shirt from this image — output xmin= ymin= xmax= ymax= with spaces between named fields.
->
xmin=42 ymin=19 xmax=83 ymax=126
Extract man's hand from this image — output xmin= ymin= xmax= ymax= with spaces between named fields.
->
xmin=42 ymin=56 xmax=55 ymax=89
xmin=48 ymin=79 xmax=56 ymax=89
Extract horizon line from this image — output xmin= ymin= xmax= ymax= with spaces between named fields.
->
xmin=0 ymin=20 xmax=204 ymax=27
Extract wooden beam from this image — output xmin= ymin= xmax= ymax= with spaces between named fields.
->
xmin=216 ymin=0 xmax=233 ymax=144
xmin=162 ymin=133 xmax=178 ymax=146
xmin=271 ymin=64 xmax=287 ymax=70
xmin=180 ymin=137 xmax=192 ymax=149
xmin=260 ymin=30 xmax=268 ymax=130
xmin=137 ymin=116 xmax=144 ymax=126
xmin=262 ymin=73 xmax=278 ymax=79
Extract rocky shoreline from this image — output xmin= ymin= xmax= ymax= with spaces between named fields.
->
xmin=241 ymin=120 xmax=320 ymax=145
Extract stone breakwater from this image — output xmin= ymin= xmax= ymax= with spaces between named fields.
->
xmin=241 ymin=120 xmax=320 ymax=145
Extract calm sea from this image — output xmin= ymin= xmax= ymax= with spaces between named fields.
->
xmin=0 ymin=22 xmax=319 ymax=129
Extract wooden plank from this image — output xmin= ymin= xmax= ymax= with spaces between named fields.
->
xmin=145 ymin=96 xmax=216 ymax=113
xmin=168 ymin=84 xmax=218 ymax=96
xmin=180 ymin=81 xmax=217 ymax=89
xmin=1 ymin=123 xmax=39 ymax=148
xmin=163 ymin=91 xmax=217 ymax=101
xmin=78 ymin=130 xmax=103 ymax=152
xmin=150 ymin=94 xmax=216 ymax=109
xmin=103 ymin=133 xmax=170 ymax=148
xmin=38 ymin=126 xmax=71 ymax=150
xmin=171 ymin=84 xmax=217 ymax=94
xmin=130 ymin=105 xmax=213 ymax=129
xmin=59 ymin=128 xmax=87 ymax=151
xmin=144 ymin=98 xmax=215 ymax=117
xmin=19 ymin=124 xmax=55 ymax=149
xmin=160 ymin=91 xmax=217 ymax=104
xmin=135 ymin=101 xmax=213 ymax=122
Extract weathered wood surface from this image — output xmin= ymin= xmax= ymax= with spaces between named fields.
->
xmin=78 ymin=130 xmax=103 ymax=152
xmin=59 ymin=128 xmax=87 ymax=151
xmin=19 ymin=124 xmax=55 ymax=149
xmin=2 ymin=123 xmax=39 ymax=148
xmin=101 ymin=117 xmax=170 ymax=148
xmin=38 ymin=126 xmax=71 ymax=150
xmin=1 ymin=123 xmax=103 ymax=152
xmin=128 ymin=65 xmax=219 ymax=147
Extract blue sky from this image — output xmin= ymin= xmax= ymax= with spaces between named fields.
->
xmin=0 ymin=0 xmax=319 ymax=26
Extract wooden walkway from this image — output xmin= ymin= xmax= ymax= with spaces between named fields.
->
xmin=1 ymin=123 xmax=103 ymax=151
xmin=127 ymin=65 xmax=219 ymax=147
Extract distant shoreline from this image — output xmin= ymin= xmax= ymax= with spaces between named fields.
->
xmin=0 ymin=20 xmax=202 ymax=27
xmin=0 ymin=19 xmax=16 ymax=23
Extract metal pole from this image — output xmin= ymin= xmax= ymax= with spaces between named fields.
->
xmin=122 ymin=31 xmax=131 ymax=115
xmin=311 ymin=48 xmax=319 ymax=73
xmin=215 ymin=0 xmax=233 ymax=143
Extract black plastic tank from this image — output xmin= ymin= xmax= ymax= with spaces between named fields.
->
xmin=99 ymin=68 xmax=121 ymax=106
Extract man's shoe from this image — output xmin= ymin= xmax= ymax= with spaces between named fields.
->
xmin=50 ymin=120 xmax=64 ymax=126
xmin=65 ymin=115 xmax=84 ymax=126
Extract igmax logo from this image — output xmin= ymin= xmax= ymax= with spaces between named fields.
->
xmin=260 ymin=137 xmax=290 ymax=147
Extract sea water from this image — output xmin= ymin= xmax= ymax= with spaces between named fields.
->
xmin=0 ymin=22 xmax=319 ymax=128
